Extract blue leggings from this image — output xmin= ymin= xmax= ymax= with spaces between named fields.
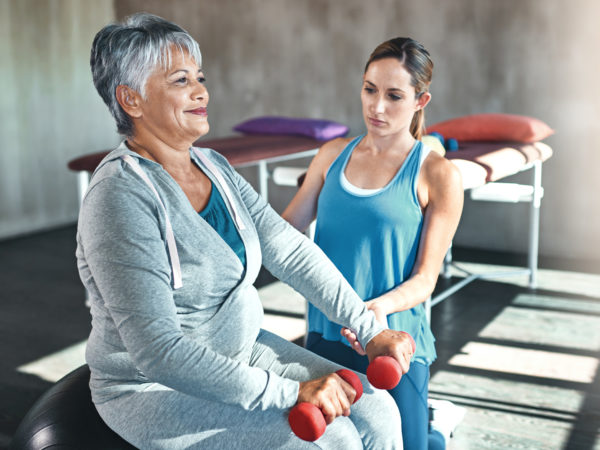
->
xmin=306 ymin=333 xmax=445 ymax=450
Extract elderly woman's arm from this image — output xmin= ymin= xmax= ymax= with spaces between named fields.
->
xmin=225 ymin=156 xmax=385 ymax=348
xmin=80 ymin=174 xmax=299 ymax=411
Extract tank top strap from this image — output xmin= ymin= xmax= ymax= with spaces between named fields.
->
xmin=404 ymin=140 xmax=425 ymax=206
xmin=325 ymin=135 xmax=364 ymax=180
xmin=419 ymin=143 xmax=432 ymax=167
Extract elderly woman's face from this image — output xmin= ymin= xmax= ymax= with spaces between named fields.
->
xmin=136 ymin=47 xmax=209 ymax=145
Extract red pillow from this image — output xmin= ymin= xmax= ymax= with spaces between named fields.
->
xmin=426 ymin=113 xmax=554 ymax=143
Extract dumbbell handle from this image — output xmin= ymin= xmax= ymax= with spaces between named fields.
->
xmin=289 ymin=369 xmax=363 ymax=442
xmin=367 ymin=332 xmax=416 ymax=390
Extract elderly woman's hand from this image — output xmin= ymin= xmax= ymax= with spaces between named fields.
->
xmin=364 ymin=329 xmax=414 ymax=374
xmin=341 ymin=326 xmax=413 ymax=372
xmin=297 ymin=373 xmax=358 ymax=424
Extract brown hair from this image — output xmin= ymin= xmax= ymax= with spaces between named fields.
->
xmin=364 ymin=37 xmax=433 ymax=140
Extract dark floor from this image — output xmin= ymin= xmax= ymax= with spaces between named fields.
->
xmin=1 ymin=225 xmax=599 ymax=449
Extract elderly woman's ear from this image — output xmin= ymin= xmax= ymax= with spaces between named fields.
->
xmin=116 ymin=85 xmax=142 ymax=119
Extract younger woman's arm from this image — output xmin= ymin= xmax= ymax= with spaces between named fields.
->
xmin=281 ymin=138 xmax=348 ymax=232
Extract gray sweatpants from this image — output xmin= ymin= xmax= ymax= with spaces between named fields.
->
xmin=95 ymin=330 xmax=402 ymax=449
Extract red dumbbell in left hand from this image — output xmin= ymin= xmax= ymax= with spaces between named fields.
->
xmin=367 ymin=332 xmax=416 ymax=390
xmin=289 ymin=369 xmax=363 ymax=442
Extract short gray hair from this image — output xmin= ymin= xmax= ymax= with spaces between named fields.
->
xmin=90 ymin=13 xmax=203 ymax=137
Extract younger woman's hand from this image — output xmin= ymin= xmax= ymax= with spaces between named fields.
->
xmin=341 ymin=327 xmax=366 ymax=355
xmin=364 ymin=299 xmax=390 ymax=328
xmin=341 ymin=299 xmax=390 ymax=355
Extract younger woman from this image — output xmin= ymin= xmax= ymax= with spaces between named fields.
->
xmin=283 ymin=37 xmax=463 ymax=449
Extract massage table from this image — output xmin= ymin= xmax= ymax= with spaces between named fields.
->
xmin=68 ymin=135 xmax=553 ymax=321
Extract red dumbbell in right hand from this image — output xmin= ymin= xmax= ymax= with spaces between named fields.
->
xmin=289 ymin=369 xmax=363 ymax=442
xmin=367 ymin=332 xmax=416 ymax=390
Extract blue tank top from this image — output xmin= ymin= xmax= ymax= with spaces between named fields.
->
xmin=309 ymin=135 xmax=436 ymax=365
xmin=199 ymin=181 xmax=246 ymax=267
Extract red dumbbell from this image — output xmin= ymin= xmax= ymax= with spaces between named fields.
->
xmin=366 ymin=332 xmax=416 ymax=390
xmin=289 ymin=369 xmax=363 ymax=442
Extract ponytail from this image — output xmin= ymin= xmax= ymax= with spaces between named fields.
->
xmin=410 ymin=109 xmax=425 ymax=141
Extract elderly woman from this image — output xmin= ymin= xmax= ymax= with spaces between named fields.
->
xmin=78 ymin=13 xmax=412 ymax=449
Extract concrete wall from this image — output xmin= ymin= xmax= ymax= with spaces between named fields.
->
xmin=0 ymin=0 xmax=120 ymax=239
xmin=2 ymin=0 xmax=598 ymax=269
xmin=113 ymin=0 xmax=600 ymax=268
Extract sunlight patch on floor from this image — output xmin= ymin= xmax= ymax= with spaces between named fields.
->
xmin=513 ymin=292 xmax=600 ymax=314
xmin=430 ymin=369 xmax=585 ymax=418
xmin=257 ymin=281 xmax=306 ymax=315
xmin=448 ymin=342 xmax=598 ymax=383
xmin=258 ymin=280 xmax=306 ymax=342
xmin=262 ymin=314 xmax=306 ymax=342
xmin=479 ymin=303 xmax=600 ymax=352
xmin=17 ymin=340 xmax=87 ymax=383
xmin=431 ymin=370 xmax=584 ymax=450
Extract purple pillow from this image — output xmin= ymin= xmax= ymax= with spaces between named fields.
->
xmin=233 ymin=116 xmax=349 ymax=141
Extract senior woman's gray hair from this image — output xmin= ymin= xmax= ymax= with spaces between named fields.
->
xmin=91 ymin=13 xmax=203 ymax=137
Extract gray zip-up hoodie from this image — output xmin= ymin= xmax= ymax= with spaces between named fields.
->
xmin=76 ymin=142 xmax=384 ymax=412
